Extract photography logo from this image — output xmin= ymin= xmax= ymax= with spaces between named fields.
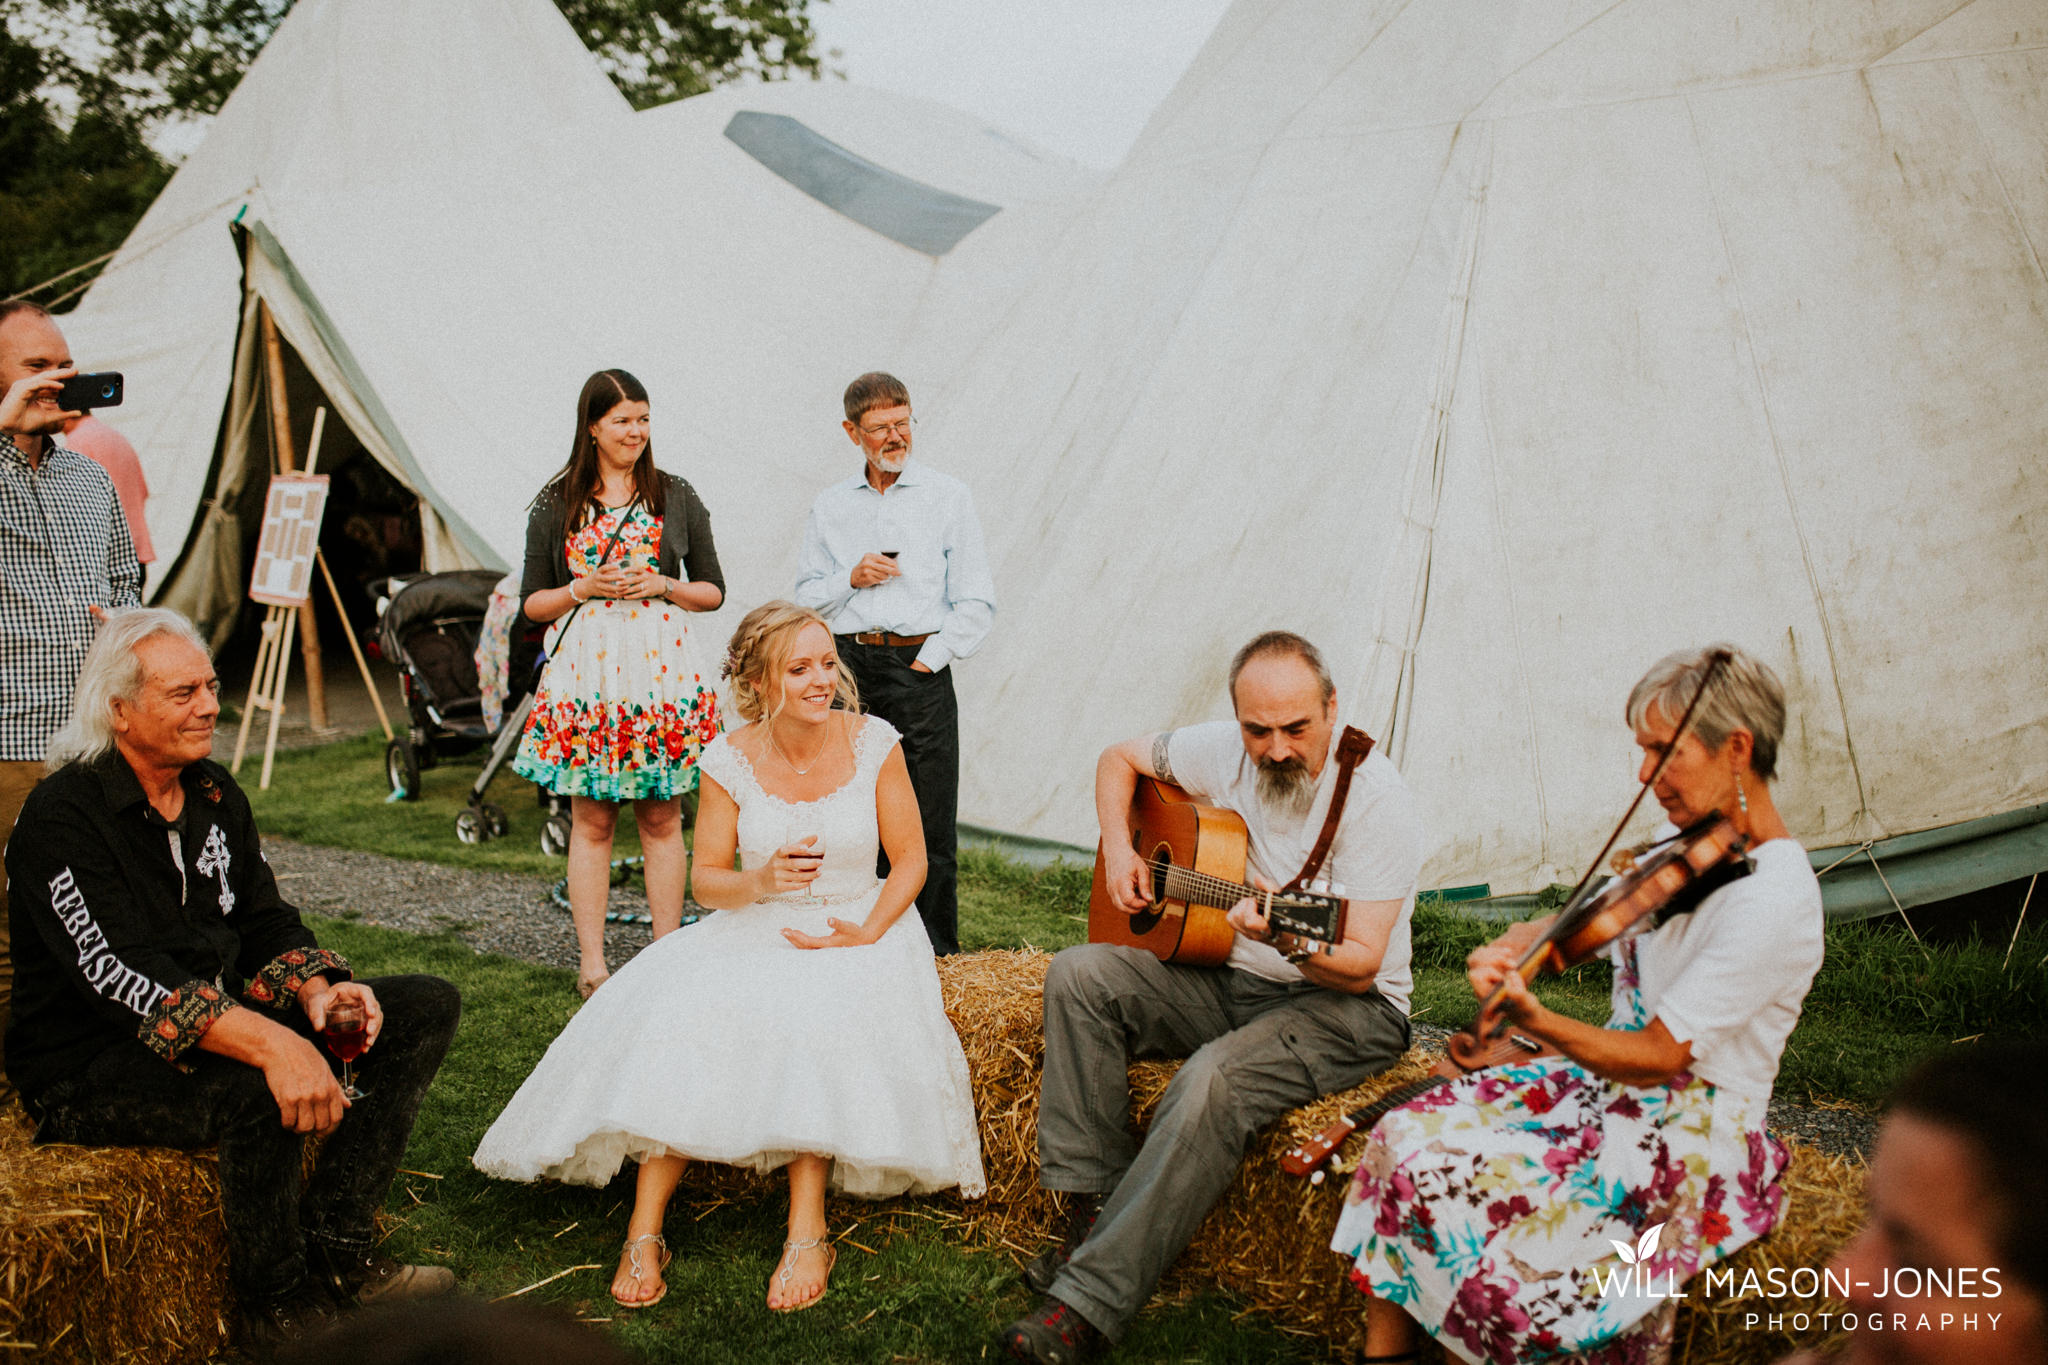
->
xmin=1592 ymin=1219 xmax=2010 ymax=1336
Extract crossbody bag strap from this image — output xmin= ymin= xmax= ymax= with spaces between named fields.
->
xmin=1284 ymin=725 xmax=1375 ymax=893
xmin=544 ymin=495 xmax=641 ymax=656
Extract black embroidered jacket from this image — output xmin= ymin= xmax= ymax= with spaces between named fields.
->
xmin=5 ymin=751 xmax=349 ymax=1101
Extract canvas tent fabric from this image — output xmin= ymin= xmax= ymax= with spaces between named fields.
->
xmin=60 ymin=0 xmax=1097 ymax=647
xmin=893 ymin=0 xmax=2048 ymax=909
xmin=59 ymin=0 xmax=2045 ymax=917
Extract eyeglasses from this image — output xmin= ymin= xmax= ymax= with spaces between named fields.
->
xmin=859 ymin=416 xmax=917 ymax=439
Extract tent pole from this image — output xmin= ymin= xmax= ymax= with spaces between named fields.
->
xmin=300 ymin=405 xmax=394 ymax=741
xmin=259 ymin=300 xmax=329 ymax=731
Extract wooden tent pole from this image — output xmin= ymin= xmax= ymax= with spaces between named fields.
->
xmin=258 ymin=301 xmax=328 ymax=730
xmin=301 ymin=406 xmax=394 ymax=741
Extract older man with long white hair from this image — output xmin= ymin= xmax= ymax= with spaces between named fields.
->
xmin=6 ymin=608 xmax=460 ymax=1356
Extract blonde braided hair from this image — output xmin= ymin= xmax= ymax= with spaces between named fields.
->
xmin=723 ymin=601 xmax=861 ymax=724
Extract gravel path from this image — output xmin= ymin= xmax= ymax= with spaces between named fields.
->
xmin=268 ymin=839 xmax=1878 ymax=1160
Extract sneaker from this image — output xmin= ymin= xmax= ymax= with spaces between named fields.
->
xmin=1023 ymin=1192 xmax=1106 ymax=1294
xmin=999 ymin=1295 xmax=1106 ymax=1364
xmin=233 ymin=1288 xmax=340 ymax=1360
xmin=309 ymin=1241 xmax=457 ymax=1307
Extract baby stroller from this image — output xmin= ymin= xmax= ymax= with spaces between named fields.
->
xmin=375 ymin=570 xmax=561 ymax=848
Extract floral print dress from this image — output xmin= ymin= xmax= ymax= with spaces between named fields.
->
xmin=511 ymin=502 xmax=719 ymax=801
xmin=1329 ymin=935 xmax=1792 ymax=1363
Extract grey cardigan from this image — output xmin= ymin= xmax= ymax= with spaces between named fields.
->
xmin=520 ymin=472 xmax=724 ymax=612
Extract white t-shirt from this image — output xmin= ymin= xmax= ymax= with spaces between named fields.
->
xmin=1162 ymin=721 xmax=1424 ymax=1012
xmin=1608 ymin=838 xmax=1824 ymax=1105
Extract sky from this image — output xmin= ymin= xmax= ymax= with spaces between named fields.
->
xmin=806 ymin=0 xmax=1234 ymax=169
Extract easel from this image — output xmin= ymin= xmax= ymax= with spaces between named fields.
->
xmin=230 ymin=402 xmax=396 ymax=788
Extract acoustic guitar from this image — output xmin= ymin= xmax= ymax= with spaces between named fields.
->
xmin=1088 ymin=777 xmax=1348 ymax=967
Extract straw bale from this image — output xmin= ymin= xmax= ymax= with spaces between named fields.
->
xmin=935 ymin=951 xmax=1871 ymax=1362
xmin=0 ymin=1106 xmax=233 ymax=1360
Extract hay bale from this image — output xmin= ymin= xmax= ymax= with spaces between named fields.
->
xmin=936 ymin=951 xmax=1871 ymax=1362
xmin=0 ymin=1106 xmax=233 ymax=1360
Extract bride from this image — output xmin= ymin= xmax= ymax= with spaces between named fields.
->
xmin=474 ymin=601 xmax=986 ymax=1312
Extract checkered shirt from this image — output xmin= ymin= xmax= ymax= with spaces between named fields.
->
xmin=0 ymin=434 xmax=142 ymax=760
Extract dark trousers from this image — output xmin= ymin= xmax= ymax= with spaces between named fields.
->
xmin=1037 ymin=945 xmax=1410 ymax=1340
xmin=27 ymin=974 xmax=460 ymax=1304
xmin=837 ymin=637 xmax=959 ymax=955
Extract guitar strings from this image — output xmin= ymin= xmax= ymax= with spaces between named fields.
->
xmin=1148 ymin=860 xmax=1332 ymax=913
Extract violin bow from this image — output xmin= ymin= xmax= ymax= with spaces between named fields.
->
xmin=1477 ymin=648 xmax=1734 ymax=1015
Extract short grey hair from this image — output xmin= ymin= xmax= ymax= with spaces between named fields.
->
xmin=1625 ymin=642 xmax=1787 ymax=780
xmin=1228 ymin=631 xmax=1334 ymax=706
xmin=45 ymin=607 xmax=211 ymax=773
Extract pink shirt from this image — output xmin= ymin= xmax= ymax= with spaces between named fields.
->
xmin=62 ymin=416 xmax=153 ymax=563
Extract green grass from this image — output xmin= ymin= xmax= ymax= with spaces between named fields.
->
xmin=247 ymin=733 xmax=649 ymax=876
xmin=319 ymin=917 xmax=1322 ymax=1363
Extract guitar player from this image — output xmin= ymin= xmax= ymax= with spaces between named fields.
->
xmin=1000 ymin=631 xmax=1425 ymax=1364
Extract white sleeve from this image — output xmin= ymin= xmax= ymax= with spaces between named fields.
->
xmin=1651 ymin=879 xmax=1818 ymax=1060
xmin=1161 ymin=721 xmax=1243 ymax=801
xmin=1326 ymin=779 xmax=1424 ymax=902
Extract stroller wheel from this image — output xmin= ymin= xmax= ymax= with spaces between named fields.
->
xmin=540 ymin=812 xmax=572 ymax=857
xmin=385 ymin=739 xmax=421 ymax=801
xmin=455 ymin=808 xmax=485 ymax=844
xmin=482 ymin=803 xmax=509 ymax=839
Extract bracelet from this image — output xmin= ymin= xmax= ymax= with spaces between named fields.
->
xmin=569 ymin=580 xmax=589 ymax=603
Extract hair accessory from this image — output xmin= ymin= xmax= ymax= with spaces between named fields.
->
xmin=720 ymin=645 xmax=742 ymax=680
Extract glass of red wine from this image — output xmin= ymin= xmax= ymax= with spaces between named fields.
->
xmin=322 ymin=998 xmax=369 ymax=1100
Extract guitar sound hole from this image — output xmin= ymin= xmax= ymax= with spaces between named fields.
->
xmin=1129 ymin=847 xmax=1173 ymax=934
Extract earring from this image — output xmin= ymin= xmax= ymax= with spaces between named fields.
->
xmin=1733 ymin=764 xmax=1749 ymax=817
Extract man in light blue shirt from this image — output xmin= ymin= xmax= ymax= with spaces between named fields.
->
xmin=794 ymin=373 xmax=995 ymax=954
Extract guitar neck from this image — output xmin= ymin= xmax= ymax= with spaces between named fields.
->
xmin=1155 ymin=864 xmax=1306 ymax=913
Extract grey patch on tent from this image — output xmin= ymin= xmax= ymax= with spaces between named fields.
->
xmin=723 ymin=110 xmax=1000 ymax=257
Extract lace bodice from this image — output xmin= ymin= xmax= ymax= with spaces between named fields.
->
xmin=695 ymin=717 xmax=900 ymax=904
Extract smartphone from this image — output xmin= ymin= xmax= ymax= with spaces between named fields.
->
xmin=54 ymin=371 xmax=124 ymax=411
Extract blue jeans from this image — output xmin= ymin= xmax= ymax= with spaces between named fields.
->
xmin=26 ymin=974 xmax=460 ymax=1304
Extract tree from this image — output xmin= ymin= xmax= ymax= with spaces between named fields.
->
xmin=0 ymin=14 xmax=170 ymax=301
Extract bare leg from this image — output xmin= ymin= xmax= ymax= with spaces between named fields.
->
xmin=767 ymin=1154 xmax=834 ymax=1311
xmin=1363 ymin=1294 xmax=1422 ymax=1358
xmin=612 ymin=1153 xmax=687 ymax=1306
xmin=567 ymin=796 xmax=620 ymax=996
xmin=634 ymin=796 xmax=688 ymax=938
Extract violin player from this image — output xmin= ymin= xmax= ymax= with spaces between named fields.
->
xmin=1328 ymin=643 xmax=1825 ymax=1364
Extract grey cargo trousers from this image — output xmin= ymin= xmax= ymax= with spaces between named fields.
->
xmin=1037 ymin=943 xmax=1410 ymax=1340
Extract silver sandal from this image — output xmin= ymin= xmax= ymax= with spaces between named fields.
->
xmin=613 ymin=1233 xmax=671 ymax=1309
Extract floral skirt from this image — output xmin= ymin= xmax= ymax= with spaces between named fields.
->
xmin=511 ymin=599 xmax=719 ymax=802
xmin=1329 ymin=1059 xmax=1789 ymax=1364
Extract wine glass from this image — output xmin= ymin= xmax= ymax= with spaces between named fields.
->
xmin=783 ymin=821 xmax=826 ymax=902
xmin=322 ymin=998 xmax=369 ymax=1100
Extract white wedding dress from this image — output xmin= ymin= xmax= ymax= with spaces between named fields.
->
xmin=474 ymin=716 xmax=986 ymax=1199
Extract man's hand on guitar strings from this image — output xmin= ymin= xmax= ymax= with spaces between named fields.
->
xmin=1104 ymin=841 xmax=1155 ymax=912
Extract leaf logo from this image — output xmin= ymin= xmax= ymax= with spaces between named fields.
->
xmin=1610 ymin=1221 xmax=1666 ymax=1266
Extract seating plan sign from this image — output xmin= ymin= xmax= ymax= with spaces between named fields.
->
xmin=248 ymin=474 xmax=330 ymax=607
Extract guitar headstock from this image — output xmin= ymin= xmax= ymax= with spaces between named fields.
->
xmin=1268 ymin=881 xmax=1346 ymax=945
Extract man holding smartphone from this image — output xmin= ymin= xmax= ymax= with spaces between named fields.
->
xmin=793 ymin=372 xmax=996 ymax=956
xmin=0 ymin=300 xmax=142 ymax=1103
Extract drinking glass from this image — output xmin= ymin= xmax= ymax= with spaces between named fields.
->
xmin=322 ymin=998 xmax=369 ymax=1100
xmin=784 ymin=822 xmax=826 ymax=902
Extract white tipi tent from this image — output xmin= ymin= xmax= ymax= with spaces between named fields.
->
xmin=61 ymin=0 xmax=1096 ymax=636
xmin=901 ymin=0 xmax=2048 ymax=913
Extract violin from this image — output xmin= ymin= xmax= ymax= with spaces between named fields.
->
xmin=1280 ymin=649 xmax=1751 ymax=1182
xmin=1443 ymin=814 xmax=1750 ymax=1069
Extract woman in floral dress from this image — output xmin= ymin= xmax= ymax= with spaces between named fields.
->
xmin=1331 ymin=644 xmax=1825 ymax=1364
xmin=513 ymin=369 xmax=724 ymax=998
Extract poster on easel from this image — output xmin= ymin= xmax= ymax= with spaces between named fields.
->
xmin=248 ymin=473 xmax=331 ymax=607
